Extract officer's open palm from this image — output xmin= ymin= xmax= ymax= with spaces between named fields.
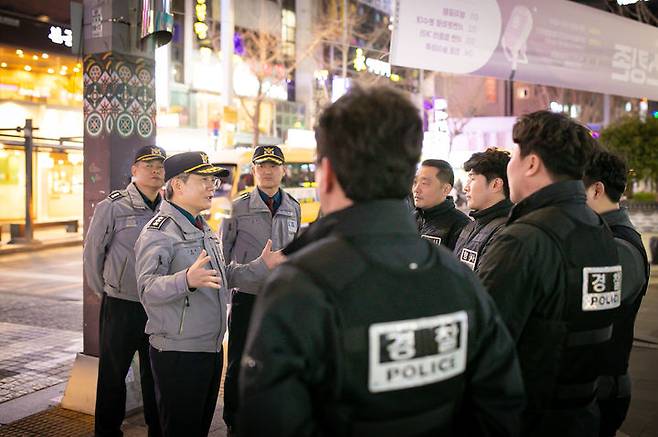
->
xmin=261 ymin=239 xmax=286 ymax=270
xmin=186 ymin=250 xmax=222 ymax=289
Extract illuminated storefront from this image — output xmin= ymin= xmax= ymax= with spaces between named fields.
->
xmin=0 ymin=10 xmax=84 ymax=224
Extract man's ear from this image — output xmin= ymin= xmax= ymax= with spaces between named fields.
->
xmin=525 ymin=153 xmax=542 ymax=177
xmin=594 ymin=181 xmax=606 ymax=199
xmin=131 ymin=164 xmax=138 ymax=178
xmin=442 ymin=183 xmax=453 ymax=196
xmin=491 ymin=177 xmax=504 ymax=193
xmin=319 ymin=157 xmax=334 ymax=194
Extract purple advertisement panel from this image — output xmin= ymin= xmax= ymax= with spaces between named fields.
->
xmin=390 ymin=0 xmax=658 ymax=100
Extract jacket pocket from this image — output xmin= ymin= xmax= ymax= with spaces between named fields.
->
xmin=178 ymin=296 xmax=190 ymax=335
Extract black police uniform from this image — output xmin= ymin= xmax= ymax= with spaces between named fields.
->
xmin=597 ymin=208 xmax=649 ymax=437
xmin=478 ymin=181 xmax=622 ymax=437
xmin=414 ymin=196 xmax=470 ymax=250
xmin=238 ymin=200 xmax=525 ymax=437
xmin=454 ymin=199 xmax=512 ymax=272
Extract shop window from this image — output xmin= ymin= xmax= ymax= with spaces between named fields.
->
xmin=281 ymin=9 xmax=296 ymax=59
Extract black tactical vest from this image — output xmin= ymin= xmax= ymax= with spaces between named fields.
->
xmin=598 ymin=222 xmax=649 ymax=398
xmin=514 ymin=207 xmax=621 ymax=409
xmin=454 ymin=216 xmax=507 ymax=271
xmin=290 ymin=237 xmax=471 ymax=437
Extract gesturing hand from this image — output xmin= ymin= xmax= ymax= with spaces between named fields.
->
xmin=260 ymin=239 xmax=286 ymax=270
xmin=186 ymin=250 xmax=222 ymax=289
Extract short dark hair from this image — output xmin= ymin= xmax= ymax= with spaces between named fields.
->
xmin=463 ymin=148 xmax=511 ymax=198
xmin=421 ymin=159 xmax=454 ymax=186
xmin=583 ymin=150 xmax=628 ymax=203
xmin=315 ymin=85 xmax=422 ymax=201
xmin=165 ymin=173 xmax=190 ymax=200
xmin=512 ymin=110 xmax=598 ymax=180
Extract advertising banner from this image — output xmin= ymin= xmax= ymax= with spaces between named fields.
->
xmin=391 ymin=0 xmax=658 ymax=99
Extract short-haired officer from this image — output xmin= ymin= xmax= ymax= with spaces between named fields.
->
xmin=412 ymin=159 xmax=470 ymax=250
xmin=583 ymin=150 xmax=649 ymax=437
xmin=478 ymin=111 xmax=622 ymax=436
xmin=220 ymin=145 xmax=301 ymax=432
xmin=83 ymin=145 xmax=166 ymax=437
xmin=238 ymin=86 xmax=524 ymax=436
xmin=134 ymin=152 xmax=284 ymax=437
xmin=454 ymin=148 xmax=512 ymax=272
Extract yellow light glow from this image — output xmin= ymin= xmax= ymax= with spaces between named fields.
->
xmin=353 ymin=48 xmax=366 ymax=72
xmin=59 ymin=70 xmax=66 ymax=76
xmin=32 ymin=55 xmax=39 ymax=60
xmin=76 ymin=63 xmax=81 ymax=68
xmin=47 ymin=68 xmax=54 ymax=74
xmin=42 ymin=53 xmax=49 ymax=59
xmin=390 ymin=73 xmax=401 ymax=82
xmin=0 ymin=62 xmax=6 ymax=68
xmin=24 ymin=65 xmax=32 ymax=71
xmin=16 ymin=49 xmax=23 ymax=56
xmin=61 ymin=65 xmax=68 ymax=70
xmin=73 ymin=67 xmax=80 ymax=73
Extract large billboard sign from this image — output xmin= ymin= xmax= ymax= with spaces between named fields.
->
xmin=391 ymin=0 xmax=658 ymax=100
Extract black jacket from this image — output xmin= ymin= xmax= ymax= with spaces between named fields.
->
xmin=478 ymin=181 xmax=621 ymax=437
xmin=598 ymin=208 xmax=649 ymax=396
xmin=414 ymin=197 xmax=471 ymax=250
xmin=454 ymin=199 xmax=513 ymax=272
xmin=239 ymin=200 xmax=525 ymax=437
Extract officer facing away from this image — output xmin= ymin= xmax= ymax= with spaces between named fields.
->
xmin=583 ymin=150 xmax=649 ymax=437
xmin=221 ymin=145 xmax=301 ymax=432
xmin=83 ymin=145 xmax=165 ymax=437
xmin=238 ymin=86 xmax=525 ymax=437
xmin=477 ymin=111 xmax=622 ymax=437
xmin=412 ymin=159 xmax=470 ymax=250
xmin=134 ymin=152 xmax=284 ymax=437
xmin=454 ymin=148 xmax=512 ymax=272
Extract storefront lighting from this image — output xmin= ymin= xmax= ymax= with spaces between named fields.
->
xmin=0 ymin=62 xmax=6 ymax=68
xmin=47 ymin=68 xmax=55 ymax=74
xmin=32 ymin=55 xmax=39 ymax=61
xmin=24 ymin=65 xmax=32 ymax=72
xmin=76 ymin=63 xmax=81 ymax=68
xmin=59 ymin=70 xmax=66 ymax=76
xmin=390 ymin=73 xmax=401 ymax=82
xmin=73 ymin=67 xmax=80 ymax=73
xmin=16 ymin=49 xmax=23 ymax=57
xmin=61 ymin=65 xmax=68 ymax=70
xmin=42 ymin=53 xmax=49 ymax=59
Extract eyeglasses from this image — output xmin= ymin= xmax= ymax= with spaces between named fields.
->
xmin=197 ymin=176 xmax=221 ymax=189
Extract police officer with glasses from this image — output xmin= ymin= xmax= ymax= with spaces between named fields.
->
xmin=134 ymin=151 xmax=284 ymax=437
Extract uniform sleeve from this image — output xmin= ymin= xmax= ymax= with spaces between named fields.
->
xmin=224 ymin=257 xmax=269 ymax=291
xmin=220 ymin=214 xmax=238 ymax=261
xmin=295 ymin=204 xmax=302 ymax=235
xmin=457 ymin=272 xmax=525 ymax=436
xmin=82 ymin=200 xmax=114 ymax=296
xmin=476 ymin=227 xmax=544 ymax=341
xmin=135 ymin=228 xmax=190 ymax=307
xmin=238 ymin=265 xmax=331 ymax=437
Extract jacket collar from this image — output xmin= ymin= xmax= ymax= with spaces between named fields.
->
xmin=470 ymin=198 xmax=513 ymax=223
xmin=601 ymin=207 xmax=634 ymax=229
xmin=283 ymin=199 xmax=416 ymax=255
xmin=417 ymin=197 xmax=457 ymax=219
xmin=249 ymin=187 xmax=295 ymax=214
xmin=160 ymin=200 xmax=209 ymax=237
xmin=126 ymin=183 xmax=148 ymax=209
xmin=508 ymin=180 xmax=587 ymax=224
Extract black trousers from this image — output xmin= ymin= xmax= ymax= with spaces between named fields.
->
xmin=598 ymin=396 xmax=631 ymax=437
xmin=223 ymin=291 xmax=256 ymax=430
xmin=95 ymin=295 xmax=161 ymax=437
xmin=150 ymin=346 xmax=223 ymax=437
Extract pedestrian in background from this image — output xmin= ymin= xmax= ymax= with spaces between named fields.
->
xmin=238 ymin=86 xmax=525 ymax=437
xmin=134 ymin=152 xmax=284 ymax=437
xmin=83 ymin=145 xmax=166 ymax=437
xmin=478 ymin=111 xmax=622 ymax=436
xmin=583 ymin=150 xmax=650 ymax=437
xmin=412 ymin=159 xmax=470 ymax=250
xmin=220 ymin=145 xmax=301 ymax=434
xmin=454 ymin=148 xmax=512 ymax=272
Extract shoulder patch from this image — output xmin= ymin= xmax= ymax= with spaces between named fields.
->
xmin=148 ymin=215 xmax=170 ymax=230
xmin=233 ymin=191 xmax=251 ymax=202
xmin=108 ymin=190 xmax=126 ymax=202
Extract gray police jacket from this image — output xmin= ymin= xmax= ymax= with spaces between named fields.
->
xmin=134 ymin=200 xmax=269 ymax=353
xmin=83 ymin=183 xmax=160 ymax=302
xmin=220 ymin=189 xmax=300 ymax=294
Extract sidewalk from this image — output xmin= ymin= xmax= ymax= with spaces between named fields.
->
xmin=0 ymin=227 xmax=82 ymax=257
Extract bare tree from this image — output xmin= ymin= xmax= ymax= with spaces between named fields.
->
xmin=231 ymin=1 xmax=344 ymax=147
